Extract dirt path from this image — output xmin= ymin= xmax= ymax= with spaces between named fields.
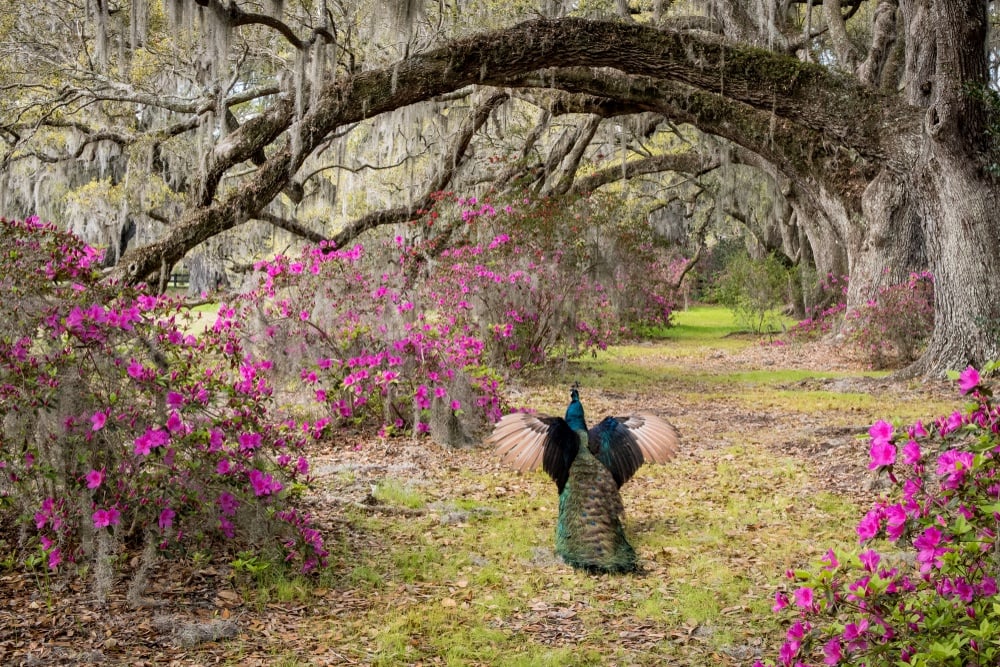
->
xmin=0 ymin=338 xmax=961 ymax=666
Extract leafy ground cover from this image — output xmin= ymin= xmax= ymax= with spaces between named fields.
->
xmin=0 ymin=307 xmax=960 ymax=666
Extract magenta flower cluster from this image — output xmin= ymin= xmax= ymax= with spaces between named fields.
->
xmin=846 ymin=271 xmax=935 ymax=368
xmin=241 ymin=193 xmax=676 ymax=438
xmin=0 ymin=217 xmax=325 ymax=578
xmin=759 ymin=364 xmax=1000 ymax=666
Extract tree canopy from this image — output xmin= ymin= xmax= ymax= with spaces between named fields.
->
xmin=2 ymin=0 xmax=998 ymax=375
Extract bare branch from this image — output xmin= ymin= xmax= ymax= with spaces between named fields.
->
xmin=545 ymin=114 xmax=602 ymax=196
xmin=571 ymin=151 xmax=719 ymax=195
xmin=253 ymin=212 xmax=328 ymax=244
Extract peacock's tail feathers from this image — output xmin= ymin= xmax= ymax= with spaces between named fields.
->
xmin=555 ymin=448 xmax=637 ymax=574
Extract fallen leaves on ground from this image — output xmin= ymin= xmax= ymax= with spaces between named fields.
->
xmin=0 ymin=338 xmax=960 ymax=666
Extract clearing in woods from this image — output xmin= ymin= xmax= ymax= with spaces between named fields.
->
xmin=0 ymin=307 xmax=960 ymax=666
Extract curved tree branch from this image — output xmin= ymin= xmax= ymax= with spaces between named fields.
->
xmin=111 ymin=17 xmax=915 ymax=287
xmin=570 ymin=150 xmax=720 ymax=195
xmin=253 ymin=212 xmax=328 ymax=244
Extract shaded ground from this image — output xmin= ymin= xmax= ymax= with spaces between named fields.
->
xmin=0 ymin=335 xmax=960 ymax=666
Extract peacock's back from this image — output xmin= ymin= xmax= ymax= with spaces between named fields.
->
xmin=556 ymin=444 xmax=636 ymax=573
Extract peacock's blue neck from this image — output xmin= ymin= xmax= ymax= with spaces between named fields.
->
xmin=565 ymin=389 xmax=587 ymax=432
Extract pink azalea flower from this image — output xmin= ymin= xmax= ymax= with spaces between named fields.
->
xmin=238 ymin=432 xmax=262 ymax=452
xmin=92 ymin=507 xmax=121 ymax=529
xmin=857 ymin=507 xmax=882 ymax=542
xmin=843 ymin=618 xmax=870 ymax=651
xmin=787 ymin=619 xmax=809 ymax=641
xmin=778 ymin=639 xmax=799 ymax=666
xmin=218 ymin=492 xmax=240 ymax=516
xmin=869 ymin=439 xmax=897 ymax=469
xmin=823 ymin=638 xmax=843 ymax=665
xmin=937 ymin=449 xmax=975 ymax=489
xmin=166 ymin=411 xmax=184 ymax=433
xmin=869 ymin=419 xmax=893 ymax=443
xmin=91 ymin=411 xmax=107 ymax=431
xmin=133 ymin=428 xmax=170 ymax=456
xmin=85 ymin=468 xmax=104 ymax=489
xmin=772 ymin=591 xmax=789 ymax=612
xmin=914 ymin=526 xmax=948 ymax=573
xmin=48 ymin=548 xmax=62 ymax=571
xmin=248 ymin=469 xmax=282 ymax=496
xmin=902 ymin=439 xmax=922 ymax=465
xmin=166 ymin=391 xmax=185 ymax=409
xmin=793 ymin=587 xmax=814 ymax=610
xmin=859 ymin=549 xmax=881 ymax=571
xmin=295 ymin=457 xmax=309 ymax=475
xmin=208 ymin=428 xmax=224 ymax=452
xmin=885 ymin=504 xmax=908 ymax=541
xmin=958 ymin=365 xmax=981 ymax=394
xmin=158 ymin=507 xmax=176 ymax=531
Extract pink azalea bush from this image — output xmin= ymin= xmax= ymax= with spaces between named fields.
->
xmin=242 ymin=237 xmax=505 ymax=440
xmin=0 ymin=217 xmax=325 ymax=592
xmin=787 ymin=273 xmax=849 ymax=341
xmin=243 ymin=193 xmax=681 ymax=440
xmin=760 ymin=363 xmax=1000 ymax=666
xmin=846 ymin=272 xmax=935 ymax=368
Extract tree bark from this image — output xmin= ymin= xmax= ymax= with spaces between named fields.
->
xmin=905 ymin=154 xmax=1000 ymax=376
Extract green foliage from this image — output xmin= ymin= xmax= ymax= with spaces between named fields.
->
xmin=713 ymin=251 xmax=794 ymax=334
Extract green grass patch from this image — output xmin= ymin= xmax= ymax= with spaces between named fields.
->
xmin=372 ymin=479 xmax=426 ymax=509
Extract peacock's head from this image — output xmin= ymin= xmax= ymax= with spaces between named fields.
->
xmin=565 ymin=383 xmax=586 ymax=430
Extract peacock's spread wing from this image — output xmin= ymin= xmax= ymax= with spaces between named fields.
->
xmin=589 ymin=413 xmax=681 ymax=487
xmin=486 ymin=412 xmax=579 ymax=493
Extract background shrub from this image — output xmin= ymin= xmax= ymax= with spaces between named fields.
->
xmin=713 ymin=251 xmax=795 ymax=334
xmin=846 ymin=271 xmax=934 ymax=369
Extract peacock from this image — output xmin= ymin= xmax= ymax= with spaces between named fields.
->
xmin=486 ymin=386 xmax=680 ymax=573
